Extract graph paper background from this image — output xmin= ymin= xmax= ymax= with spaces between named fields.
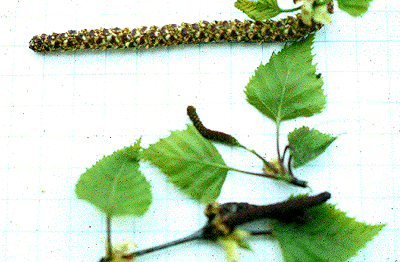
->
xmin=1 ymin=0 xmax=399 ymax=261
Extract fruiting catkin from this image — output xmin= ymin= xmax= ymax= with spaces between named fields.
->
xmin=29 ymin=14 xmax=323 ymax=53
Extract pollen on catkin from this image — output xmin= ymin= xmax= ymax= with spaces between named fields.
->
xmin=29 ymin=14 xmax=323 ymax=52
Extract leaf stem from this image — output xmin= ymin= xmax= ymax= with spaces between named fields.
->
xmin=280 ymin=6 xmax=302 ymax=13
xmin=276 ymin=122 xmax=281 ymax=161
xmin=282 ymin=145 xmax=291 ymax=163
xmin=229 ymin=167 xmax=277 ymax=180
xmin=288 ymin=154 xmax=294 ymax=176
xmin=241 ymin=146 xmax=279 ymax=174
xmin=275 ymin=122 xmax=287 ymax=176
xmin=282 ymin=145 xmax=295 ymax=178
xmin=314 ymin=0 xmax=332 ymax=7
xmin=106 ymin=215 xmax=112 ymax=261
xmin=229 ymin=167 xmax=307 ymax=187
xmin=229 ymin=166 xmax=307 ymax=188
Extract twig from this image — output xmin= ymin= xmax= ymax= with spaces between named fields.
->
xmin=108 ymin=192 xmax=331 ymax=261
xmin=220 ymin=192 xmax=331 ymax=230
xmin=122 ymin=229 xmax=204 ymax=260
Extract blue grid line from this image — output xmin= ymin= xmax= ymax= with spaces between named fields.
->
xmin=4 ymin=68 xmax=400 ymax=78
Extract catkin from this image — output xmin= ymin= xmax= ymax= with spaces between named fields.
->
xmin=187 ymin=105 xmax=241 ymax=147
xmin=29 ymin=14 xmax=323 ymax=53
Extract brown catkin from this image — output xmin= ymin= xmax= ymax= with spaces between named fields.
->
xmin=187 ymin=106 xmax=240 ymax=147
xmin=29 ymin=14 xmax=323 ymax=53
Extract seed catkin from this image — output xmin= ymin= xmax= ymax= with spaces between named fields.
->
xmin=29 ymin=14 xmax=323 ymax=53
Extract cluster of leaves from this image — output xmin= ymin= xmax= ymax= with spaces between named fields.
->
xmin=144 ymin=34 xmax=335 ymax=201
xmin=75 ymin=33 xmax=384 ymax=262
xmin=235 ymin=0 xmax=374 ymax=22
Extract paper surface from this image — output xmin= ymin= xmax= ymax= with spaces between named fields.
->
xmin=1 ymin=0 xmax=399 ymax=261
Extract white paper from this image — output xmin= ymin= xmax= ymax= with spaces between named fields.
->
xmin=1 ymin=0 xmax=398 ymax=261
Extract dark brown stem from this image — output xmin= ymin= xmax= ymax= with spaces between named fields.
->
xmin=249 ymin=230 xmax=273 ymax=236
xmin=122 ymin=229 xmax=204 ymax=260
xmin=278 ymin=145 xmax=305 ymax=186
xmin=118 ymin=227 xmax=272 ymax=260
xmin=289 ymin=176 xmax=307 ymax=187
xmin=221 ymin=192 xmax=331 ymax=230
xmin=288 ymin=154 xmax=294 ymax=176
xmin=282 ymin=145 xmax=292 ymax=164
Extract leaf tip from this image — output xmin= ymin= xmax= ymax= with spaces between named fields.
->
xmin=123 ymin=137 xmax=142 ymax=162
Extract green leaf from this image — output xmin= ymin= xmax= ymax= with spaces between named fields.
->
xmin=142 ymin=125 xmax=230 ymax=203
xmin=244 ymin=34 xmax=326 ymax=125
xmin=272 ymin=200 xmax=385 ymax=262
xmin=234 ymin=0 xmax=282 ymax=21
xmin=288 ymin=126 xmax=337 ymax=168
xmin=337 ymin=0 xmax=373 ymax=17
xmin=236 ymin=239 xmax=253 ymax=251
xmin=75 ymin=142 xmax=152 ymax=217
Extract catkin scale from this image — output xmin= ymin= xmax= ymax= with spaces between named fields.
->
xmin=29 ymin=14 xmax=323 ymax=53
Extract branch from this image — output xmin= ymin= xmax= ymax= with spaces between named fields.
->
xmin=122 ymin=229 xmax=204 ymax=260
xmin=101 ymin=192 xmax=331 ymax=261
xmin=220 ymin=192 xmax=331 ymax=230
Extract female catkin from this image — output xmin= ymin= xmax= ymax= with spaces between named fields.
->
xmin=187 ymin=106 xmax=240 ymax=147
xmin=29 ymin=14 xmax=323 ymax=52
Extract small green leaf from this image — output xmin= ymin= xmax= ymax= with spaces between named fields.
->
xmin=337 ymin=0 xmax=373 ymax=17
xmin=236 ymin=238 xmax=253 ymax=251
xmin=234 ymin=0 xmax=282 ymax=21
xmin=75 ymin=141 xmax=152 ymax=217
xmin=142 ymin=125 xmax=230 ymax=203
xmin=244 ymin=34 xmax=326 ymax=125
xmin=272 ymin=199 xmax=385 ymax=262
xmin=288 ymin=126 xmax=337 ymax=168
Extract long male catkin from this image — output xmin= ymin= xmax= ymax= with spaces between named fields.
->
xmin=29 ymin=14 xmax=323 ymax=53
